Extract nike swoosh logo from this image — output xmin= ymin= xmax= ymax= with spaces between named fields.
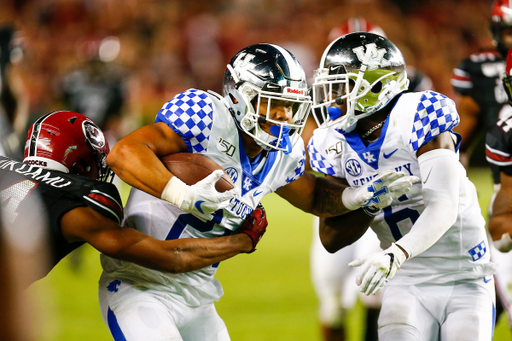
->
xmin=484 ymin=276 xmax=492 ymax=283
xmin=254 ymin=190 xmax=263 ymax=197
xmin=423 ymin=168 xmax=433 ymax=184
xmin=195 ymin=200 xmax=205 ymax=214
xmin=383 ymin=149 xmax=398 ymax=159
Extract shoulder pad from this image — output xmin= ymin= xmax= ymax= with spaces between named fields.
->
xmin=409 ymin=91 xmax=459 ymax=152
xmin=155 ymin=89 xmax=214 ymax=153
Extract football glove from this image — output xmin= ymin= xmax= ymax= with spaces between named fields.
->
xmin=237 ymin=204 xmax=268 ymax=253
xmin=348 ymin=243 xmax=408 ymax=295
xmin=161 ymin=170 xmax=239 ymax=215
xmin=363 ymin=175 xmax=421 ymax=216
xmin=342 ymin=170 xmax=419 ymax=211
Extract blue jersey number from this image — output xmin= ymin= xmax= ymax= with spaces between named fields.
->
xmin=165 ymin=210 xmax=225 ymax=240
xmin=383 ymin=207 xmax=420 ymax=241
xmin=165 ymin=210 xmax=228 ymax=268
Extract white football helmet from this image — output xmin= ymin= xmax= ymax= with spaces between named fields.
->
xmin=312 ymin=32 xmax=409 ymax=133
xmin=223 ymin=43 xmax=312 ymax=153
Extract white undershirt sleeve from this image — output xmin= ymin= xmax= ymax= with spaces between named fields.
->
xmin=396 ymin=148 xmax=460 ymax=259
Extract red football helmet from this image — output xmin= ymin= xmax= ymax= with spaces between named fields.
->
xmin=490 ymin=0 xmax=512 ymax=56
xmin=24 ymin=111 xmax=113 ymax=181
xmin=328 ymin=17 xmax=386 ymax=42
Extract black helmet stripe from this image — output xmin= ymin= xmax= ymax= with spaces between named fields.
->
xmin=28 ymin=112 xmax=54 ymax=157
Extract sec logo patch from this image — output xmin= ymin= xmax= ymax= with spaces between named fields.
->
xmin=225 ymin=167 xmax=239 ymax=184
xmin=345 ymin=159 xmax=362 ymax=177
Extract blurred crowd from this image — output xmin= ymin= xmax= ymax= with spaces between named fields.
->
xmin=0 ymin=0 xmax=496 ymax=151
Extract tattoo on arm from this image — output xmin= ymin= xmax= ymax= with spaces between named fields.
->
xmin=313 ymin=177 xmax=351 ymax=215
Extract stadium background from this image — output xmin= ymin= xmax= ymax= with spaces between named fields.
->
xmin=2 ymin=0 xmax=508 ymax=339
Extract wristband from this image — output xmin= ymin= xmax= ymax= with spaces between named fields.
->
xmin=363 ymin=206 xmax=381 ymax=216
xmin=161 ymin=176 xmax=188 ymax=207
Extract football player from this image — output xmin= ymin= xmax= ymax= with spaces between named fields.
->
xmin=307 ymin=18 xmax=435 ymax=341
xmin=451 ymin=0 xmax=512 ymax=168
xmin=0 ymin=110 xmax=269 ymax=283
xmin=309 ymin=32 xmax=496 ymax=341
xmin=486 ymin=45 xmax=512 ymax=331
xmin=101 ymin=43 xmax=418 ymax=340
xmin=453 ymin=0 xmax=512 ymax=332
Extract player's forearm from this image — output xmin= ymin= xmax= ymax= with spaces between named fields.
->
xmin=311 ymin=176 xmax=353 ymax=217
xmin=163 ymin=234 xmax=253 ymax=273
xmin=489 ymin=214 xmax=512 ymax=241
xmin=107 ymin=142 xmax=171 ymax=197
xmin=110 ymin=234 xmax=253 ymax=274
xmin=319 ymin=211 xmax=374 ymax=253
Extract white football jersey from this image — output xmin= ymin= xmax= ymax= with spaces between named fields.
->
xmin=309 ymin=91 xmax=495 ymax=285
xmin=101 ymin=89 xmax=306 ymax=306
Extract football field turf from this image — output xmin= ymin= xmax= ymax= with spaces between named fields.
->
xmin=28 ymin=168 xmax=512 ymax=340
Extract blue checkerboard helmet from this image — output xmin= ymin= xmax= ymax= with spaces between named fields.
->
xmin=223 ymin=43 xmax=312 ymax=153
xmin=312 ymin=32 xmax=409 ymax=133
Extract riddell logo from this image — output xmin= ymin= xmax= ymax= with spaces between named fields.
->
xmin=24 ymin=160 xmax=47 ymax=167
xmin=285 ymin=88 xmax=304 ymax=95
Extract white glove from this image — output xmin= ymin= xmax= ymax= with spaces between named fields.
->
xmin=161 ymin=170 xmax=239 ymax=215
xmin=342 ymin=170 xmax=419 ymax=211
xmin=361 ymin=175 xmax=420 ymax=215
xmin=348 ymin=243 xmax=408 ymax=295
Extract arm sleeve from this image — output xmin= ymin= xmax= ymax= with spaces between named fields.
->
xmin=82 ymin=183 xmax=124 ymax=224
xmin=396 ymin=149 xmax=460 ymax=258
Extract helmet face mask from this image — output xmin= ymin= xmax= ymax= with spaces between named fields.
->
xmin=24 ymin=111 xmax=114 ymax=182
xmin=312 ymin=33 xmax=409 ymax=132
xmin=223 ymin=44 xmax=312 ymax=153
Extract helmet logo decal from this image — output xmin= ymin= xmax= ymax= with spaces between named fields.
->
xmin=37 ymin=137 xmax=53 ymax=152
xmin=352 ymin=43 xmax=390 ymax=70
xmin=233 ymin=52 xmax=256 ymax=70
xmin=284 ymin=87 xmax=305 ymax=95
xmin=64 ymin=146 xmax=77 ymax=158
xmin=83 ymin=121 xmax=106 ymax=149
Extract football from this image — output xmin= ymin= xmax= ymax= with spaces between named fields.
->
xmin=161 ymin=153 xmax=235 ymax=192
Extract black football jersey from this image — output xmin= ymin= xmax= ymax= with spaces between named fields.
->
xmin=486 ymin=111 xmax=512 ymax=183
xmin=0 ymin=156 xmax=123 ymax=278
xmin=452 ymin=49 xmax=508 ymax=131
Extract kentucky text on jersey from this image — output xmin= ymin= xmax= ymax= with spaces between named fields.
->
xmin=352 ymin=163 xmax=414 ymax=186
xmin=0 ymin=159 xmax=72 ymax=188
xmin=226 ymin=197 xmax=253 ymax=219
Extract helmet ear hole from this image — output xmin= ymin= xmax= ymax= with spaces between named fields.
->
xmin=228 ymin=93 xmax=238 ymax=104
xmin=371 ymin=82 xmax=382 ymax=93
xmin=81 ymin=159 xmax=92 ymax=172
xmin=71 ymin=162 xmax=81 ymax=176
xmin=72 ymin=159 xmax=91 ymax=176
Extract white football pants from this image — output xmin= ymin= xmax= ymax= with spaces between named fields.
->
xmin=379 ymin=278 xmax=496 ymax=341
xmin=98 ymin=274 xmax=230 ymax=341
